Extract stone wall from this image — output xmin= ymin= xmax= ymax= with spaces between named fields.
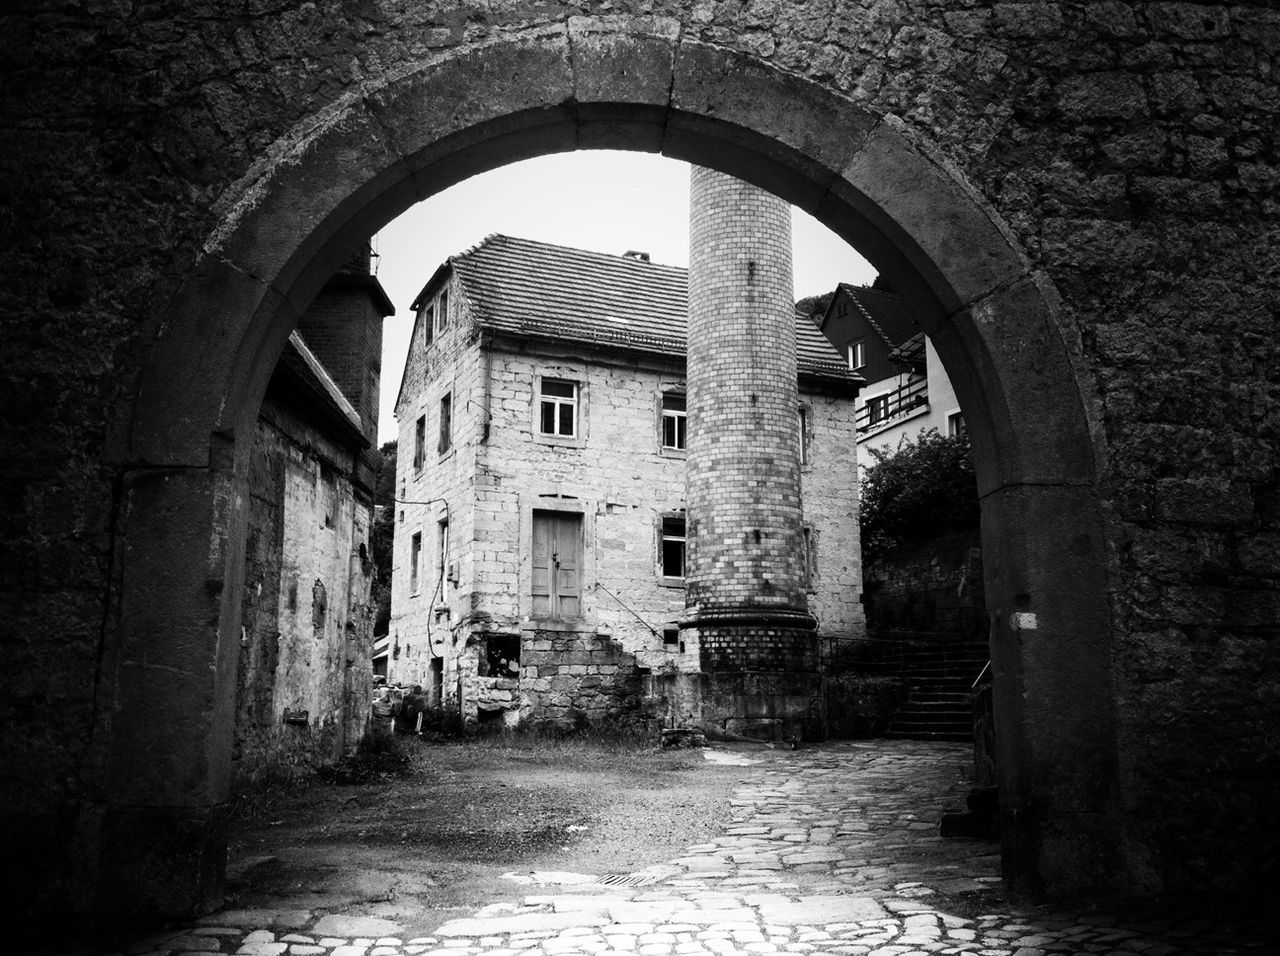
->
xmin=236 ymin=373 xmax=376 ymax=788
xmin=3 ymin=0 xmax=1278 ymax=919
xmin=864 ymin=530 xmax=985 ymax=639
xmin=519 ymin=626 xmax=647 ymax=731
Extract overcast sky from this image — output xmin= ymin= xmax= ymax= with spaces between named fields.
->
xmin=372 ymin=150 xmax=876 ymax=444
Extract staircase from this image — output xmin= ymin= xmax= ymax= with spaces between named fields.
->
xmin=873 ymin=639 xmax=988 ymax=742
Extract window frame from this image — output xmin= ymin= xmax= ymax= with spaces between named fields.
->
xmin=660 ymin=390 xmax=687 ymax=452
xmin=537 ymin=376 xmax=580 ymax=440
xmin=801 ymin=525 xmax=817 ymax=592
xmin=409 ymin=531 xmax=422 ymax=594
xmin=413 ymin=415 xmax=426 ymax=472
xmin=798 ymin=404 xmax=811 ymax=467
xmin=437 ymin=517 xmax=450 ymax=596
xmin=434 ymin=288 xmax=450 ymax=335
xmin=948 ymin=411 xmax=967 ymax=437
xmin=438 ymin=391 xmax=453 ymax=454
xmin=848 ymin=339 xmax=866 ymax=370
xmin=658 ymin=513 xmax=687 ymax=585
xmin=867 ymin=393 xmax=890 ymax=425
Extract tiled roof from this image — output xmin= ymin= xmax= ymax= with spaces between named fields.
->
xmin=834 ymin=282 xmax=920 ymax=347
xmin=447 ymin=235 xmax=855 ymax=381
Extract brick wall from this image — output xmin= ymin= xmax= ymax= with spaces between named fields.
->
xmin=685 ymin=168 xmax=810 ymax=624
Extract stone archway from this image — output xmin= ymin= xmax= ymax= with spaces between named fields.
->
xmin=100 ymin=19 xmax=1117 ymax=917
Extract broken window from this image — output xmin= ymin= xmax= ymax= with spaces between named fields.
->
xmin=480 ymin=633 xmax=521 ymax=677
xmin=661 ymin=392 xmax=686 ymax=450
xmin=438 ymin=391 xmax=453 ymax=453
xmin=661 ymin=515 xmax=686 ymax=579
xmin=539 ymin=378 xmax=578 ymax=437
xmin=410 ymin=531 xmax=422 ymax=593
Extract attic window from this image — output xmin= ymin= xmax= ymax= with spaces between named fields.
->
xmin=435 ymin=289 xmax=449 ymax=334
xmin=848 ymin=340 xmax=866 ymax=370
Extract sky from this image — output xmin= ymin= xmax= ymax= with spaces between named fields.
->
xmin=372 ymin=150 xmax=876 ymax=444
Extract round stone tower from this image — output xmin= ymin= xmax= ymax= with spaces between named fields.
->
xmin=682 ymin=167 xmax=822 ymax=740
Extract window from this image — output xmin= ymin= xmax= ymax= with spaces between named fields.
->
xmin=867 ymin=394 xmax=889 ymax=425
xmin=802 ymin=526 xmax=817 ymax=590
xmin=848 ymin=340 xmax=866 ymax=370
xmin=438 ymin=518 xmax=449 ymax=593
xmin=435 ymin=289 xmax=449 ymax=334
xmin=438 ymin=392 xmax=453 ymax=453
xmin=539 ymin=378 xmax=578 ymax=437
xmin=662 ymin=626 xmax=680 ymax=647
xmin=531 ymin=511 xmax=583 ymax=618
xmin=948 ymin=411 xmax=967 ymax=437
xmin=410 ymin=532 xmax=422 ymax=593
xmin=422 ymin=304 xmax=434 ymax=346
xmin=413 ymin=415 xmax=425 ymax=470
xmin=661 ymin=392 xmax=687 ymax=450
xmin=798 ymin=407 xmax=810 ymax=466
xmin=661 ymin=515 xmax=686 ymax=579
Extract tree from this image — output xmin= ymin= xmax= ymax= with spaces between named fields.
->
xmin=859 ymin=429 xmax=978 ymax=565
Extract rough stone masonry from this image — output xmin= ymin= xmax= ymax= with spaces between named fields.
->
xmin=1 ymin=0 xmax=1278 ymax=927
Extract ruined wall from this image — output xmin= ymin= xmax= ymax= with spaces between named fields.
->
xmin=236 ymin=392 xmax=375 ymax=787
xmin=2 ymin=0 xmax=1278 ymax=918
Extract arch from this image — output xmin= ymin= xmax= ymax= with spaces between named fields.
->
xmin=100 ymin=17 xmax=1120 ymax=916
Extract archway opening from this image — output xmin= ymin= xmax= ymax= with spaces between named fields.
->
xmin=99 ymin=24 xmax=1118 ymax=921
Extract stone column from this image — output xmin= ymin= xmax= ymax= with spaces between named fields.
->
xmin=682 ymin=167 xmax=822 ymax=740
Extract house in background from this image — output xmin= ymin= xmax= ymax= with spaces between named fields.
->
xmin=387 ymin=234 xmax=864 ymax=730
xmin=235 ymin=243 xmax=393 ymax=784
xmin=815 ymin=282 xmax=964 ymax=458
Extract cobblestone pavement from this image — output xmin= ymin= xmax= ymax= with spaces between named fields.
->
xmin=67 ymin=741 xmax=1268 ymax=956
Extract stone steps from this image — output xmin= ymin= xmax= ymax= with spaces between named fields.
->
xmin=873 ymin=639 xmax=988 ymax=743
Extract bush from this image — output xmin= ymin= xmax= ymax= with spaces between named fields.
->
xmin=860 ymin=429 xmax=978 ymax=565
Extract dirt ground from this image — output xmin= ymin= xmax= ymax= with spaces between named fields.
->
xmin=226 ymin=736 xmax=750 ymax=935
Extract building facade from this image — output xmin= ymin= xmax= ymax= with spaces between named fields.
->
xmin=816 ymin=283 xmax=964 ymax=457
xmin=388 ymin=235 xmax=863 ymax=730
xmin=234 ymin=247 xmax=392 ymax=783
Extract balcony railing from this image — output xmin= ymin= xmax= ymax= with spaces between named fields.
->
xmin=856 ymin=377 xmax=929 ymax=434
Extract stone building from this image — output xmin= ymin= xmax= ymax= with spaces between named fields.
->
xmin=235 ymin=246 xmax=392 ymax=783
xmin=387 ymin=234 xmax=863 ymax=729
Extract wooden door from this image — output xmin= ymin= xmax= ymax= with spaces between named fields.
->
xmin=532 ymin=511 xmax=582 ymax=619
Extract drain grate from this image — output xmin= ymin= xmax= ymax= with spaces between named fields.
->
xmin=595 ymin=873 xmax=661 ymax=887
